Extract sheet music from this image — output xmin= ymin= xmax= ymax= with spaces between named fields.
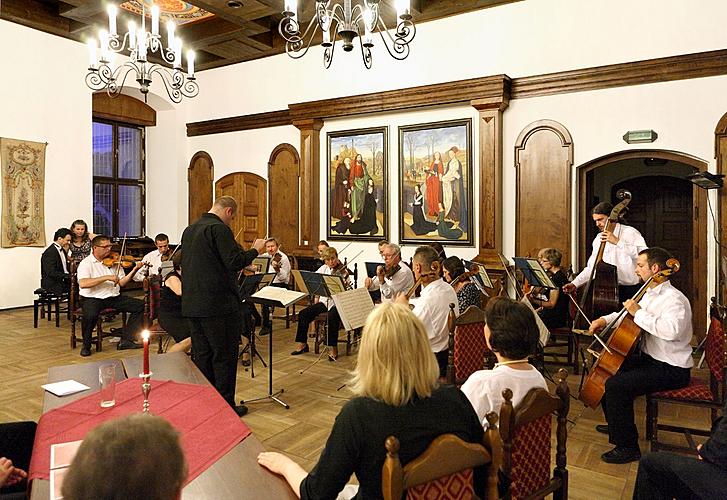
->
xmin=331 ymin=287 xmax=375 ymax=331
xmin=252 ymin=286 xmax=307 ymax=308
xmin=520 ymin=295 xmax=551 ymax=347
xmin=323 ymin=275 xmax=347 ymax=296
xmin=291 ymin=270 xmax=309 ymax=294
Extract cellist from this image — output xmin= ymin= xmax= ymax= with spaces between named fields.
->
xmin=588 ymin=247 xmax=692 ymax=464
xmin=563 ymin=201 xmax=647 ymax=303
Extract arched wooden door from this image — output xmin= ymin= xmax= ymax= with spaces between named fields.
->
xmin=215 ymin=172 xmax=267 ymax=249
xmin=268 ymin=144 xmax=300 ymax=254
xmin=188 ymin=151 xmax=213 ymax=224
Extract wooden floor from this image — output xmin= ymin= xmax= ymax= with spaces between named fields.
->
xmin=0 ymin=306 xmax=714 ymax=499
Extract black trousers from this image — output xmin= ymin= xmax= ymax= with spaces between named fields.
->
xmin=295 ymin=302 xmax=342 ymax=347
xmin=189 ymin=312 xmax=242 ymax=408
xmin=80 ymin=295 xmax=143 ymax=347
xmin=261 ymin=282 xmax=289 ymax=326
xmin=435 ymin=350 xmax=448 ymax=379
xmin=602 ymin=353 xmax=690 ymax=448
xmin=633 ymin=452 xmax=727 ymax=499
xmin=0 ymin=421 xmax=36 ymax=496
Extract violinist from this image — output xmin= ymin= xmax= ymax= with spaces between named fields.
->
xmin=292 ymin=247 xmax=349 ymax=361
xmin=588 ymin=247 xmax=692 ymax=464
xmin=564 ymin=201 xmax=647 ymax=303
xmin=526 ymin=248 xmax=569 ymax=329
xmin=260 ymin=237 xmax=291 ymax=336
xmin=133 ymin=233 xmax=171 ymax=281
xmin=442 ymin=256 xmax=480 ymax=311
xmin=395 ymin=245 xmax=459 ymax=378
xmin=364 ymin=243 xmax=414 ymax=303
xmin=76 ymin=235 xmax=145 ymax=357
xmin=40 ymin=228 xmax=72 ymax=295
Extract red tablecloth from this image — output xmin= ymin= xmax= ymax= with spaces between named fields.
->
xmin=28 ymin=378 xmax=251 ymax=485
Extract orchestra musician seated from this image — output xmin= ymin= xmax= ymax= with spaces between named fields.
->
xmin=40 ymin=228 xmax=72 ymax=295
xmin=395 ymin=245 xmax=459 ymax=378
xmin=364 ymin=243 xmax=414 ymax=303
xmin=442 ymin=256 xmax=481 ymax=311
xmin=461 ymin=296 xmax=547 ymax=425
xmin=260 ymin=237 xmax=291 ymax=336
xmin=258 ymin=303 xmax=485 ymax=499
xmin=588 ymin=247 xmax=692 ymax=464
xmin=291 ymin=247 xmax=350 ymax=361
xmin=526 ymin=247 xmax=570 ymax=329
xmin=76 ymin=235 xmax=145 ymax=357
xmin=134 ymin=233 xmax=172 ymax=281
xmin=158 ymin=250 xmax=192 ymax=354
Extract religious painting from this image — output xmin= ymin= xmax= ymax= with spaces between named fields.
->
xmin=1 ymin=137 xmax=46 ymax=248
xmin=327 ymin=127 xmax=388 ymax=241
xmin=398 ymin=119 xmax=473 ymax=245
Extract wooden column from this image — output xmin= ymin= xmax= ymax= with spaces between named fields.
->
xmin=471 ymin=96 xmax=509 ymax=269
xmin=293 ymin=119 xmax=324 ymax=256
xmin=715 ymin=113 xmax=727 ymax=303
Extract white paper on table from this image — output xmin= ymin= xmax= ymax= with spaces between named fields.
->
xmin=41 ymin=380 xmax=91 ymax=397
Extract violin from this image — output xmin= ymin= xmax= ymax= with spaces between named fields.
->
xmin=331 ymin=260 xmax=354 ymax=290
xmin=272 ymin=252 xmax=283 ymax=271
xmin=102 ymin=251 xmax=141 ymax=269
xmin=405 ymin=270 xmax=438 ymax=299
xmin=377 ymin=263 xmax=401 ymax=281
xmin=450 ymin=263 xmax=480 ymax=289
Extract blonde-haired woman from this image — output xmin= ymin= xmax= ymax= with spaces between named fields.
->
xmin=258 ymin=303 xmax=484 ymax=499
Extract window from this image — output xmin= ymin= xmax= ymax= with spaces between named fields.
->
xmin=92 ymin=120 xmax=145 ymax=236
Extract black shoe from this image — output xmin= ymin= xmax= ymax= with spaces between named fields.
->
xmin=80 ymin=346 xmax=91 ymax=357
xmin=595 ymin=424 xmax=609 ymax=435
xmin=241 ymin=356 xmax=251 ymax=367
xmin=259 ymin=325 xmax=271 ymax=336
xmin=291 ymin=344 xmax=309 ymax=355
xmin=601 ymin=446 xmax=641 ymax=464
xmin=117 ymin=340 xmax=143 ymax=350
xmin=233 ymin=404 xmax=249 ymax=417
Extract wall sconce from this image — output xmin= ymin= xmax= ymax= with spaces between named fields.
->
xmin=686 ymin=171 xmax=724 ymax=189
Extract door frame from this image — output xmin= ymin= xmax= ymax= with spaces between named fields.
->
xmin=187 ymin=151 xmax=214 ymax=225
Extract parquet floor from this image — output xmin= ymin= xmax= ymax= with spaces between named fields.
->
xmin=0 ymin=306 xmax=713 ymax=499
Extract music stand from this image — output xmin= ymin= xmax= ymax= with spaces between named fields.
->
xmin=365 ymin=262 xmax=380 ymax=279
xmin=463 ymin=259 xmax=494 ymax=293
xmin=513 ymin=257 xmax=557 ymax=289
xmin=238 ymin=273 xmax=276 ymax=377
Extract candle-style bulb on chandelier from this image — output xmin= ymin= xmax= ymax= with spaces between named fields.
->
xmin=279 ymin=0 xmax=416 ymax=69
xmin=86 ymin=3 xmax=199 ymax=103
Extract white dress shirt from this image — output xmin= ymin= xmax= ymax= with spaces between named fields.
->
xmin=271 ymin=250 xmax=291 ymax=285
xmin=134 ymin=249 xmax=166 ymax=281
xmin=410 ymin=278 xmax=459 ymax=353
xmin=461 ymin=365 xmax=547 ymax=425
xmin=602 ymin=280 xmax=693 ymax=368
xmin=572 ymin=223 xmax=647 ymax=288
xmin=77 ymin=254 xmax=123 ymax=299
xmin=367 ymin=261 xmax=415 ymax=302
xmin=54 ymin=243 xmax=68 ymax=274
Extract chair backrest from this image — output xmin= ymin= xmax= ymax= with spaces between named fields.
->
xmin=143 ymin=275 xmax=163 ymax=325
xmin=382 ymin=427 xmax=499 ymax=500
xmin=499 ymin=368 xmax=569 ymax=500
xmin=705 ymin=299 xmax=727 ymax=398
xmin=69 ymin=261 xmax=80 ymax=312
xmin=447 ymin=305 xmax=492 ymax=384
xmin=288 ymin=255 xmax=298 ymax=289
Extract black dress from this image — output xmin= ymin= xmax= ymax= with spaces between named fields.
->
xmin=410 ymin=193 xmax=437 ymax=235
xmin=538 ymin=269 xmax=569 ymax=329
xmin=437 ymin=210 xmax=463 ymax=240
xmin=349 ymin=189 xmax=378 ymax=235
xmin=456 ymin=282 xmax=481 ymax=311
xmin=158 ymin=271 xmax=192 ymax=343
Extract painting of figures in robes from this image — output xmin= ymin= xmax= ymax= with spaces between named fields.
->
xmin=327 ymin=127 xmax=388 ymax=241
xmin=399 ymin=119 xmax=473 ymax=245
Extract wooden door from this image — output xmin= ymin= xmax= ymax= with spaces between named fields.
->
xmin=215 ymin=172 xmax=267 ymax=249
xmin=268 ymin=144 xmax=300 ymax=254
xmin=188 ymin=152 xmax=214 ymax=224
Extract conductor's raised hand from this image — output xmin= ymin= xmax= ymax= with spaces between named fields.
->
xmin=252 ymin=238 xmax=266 ymax=254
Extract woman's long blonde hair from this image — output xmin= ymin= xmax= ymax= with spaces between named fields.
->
xmin=349 ymin=303 xmax=439 ymax=406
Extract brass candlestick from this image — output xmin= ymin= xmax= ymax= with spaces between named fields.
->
xmin=140 ymin=372 xmax=152 ymax=413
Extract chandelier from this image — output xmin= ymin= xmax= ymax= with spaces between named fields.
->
xmin=85 ymin=3 xmax=198 ymax=104
xmin=279 ymin=0 xmax=416 ymax=69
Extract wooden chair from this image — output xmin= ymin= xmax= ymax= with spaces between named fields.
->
xmin=143 ymin=274 xmax=170 ymax=354
xmin=33 ymin=287 xmax=69 ymax=328
xmin=382 ymin=419 xmax=500 ymax=500
xmin=646 ymin=298 xmax=727 ymax=453
xmin=446 ymin=304 xmax=495 ymax=386
xmin=69 ymin=262 xmax=119 ymax=352
xmin=311 ymin=310 xmax=356 ymax=356
xmin=499 ymin=368 xmax=570 ymax=500
xmin=541 ymin=290 xmax=580 ymax=375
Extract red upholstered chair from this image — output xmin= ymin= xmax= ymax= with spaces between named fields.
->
xmin=381 ymin=422 xmax=500 ymax=500
xmin=646 ymin=298 xmax=727 ymax=453
xmin=143 ymin=275 xmax=170 ymax=354
xmin=69 ymin=262 xmax=119 ymax=352
xmin=446 ymin=305 xmax=494 ymax=386
xmin=499 ymin=368 xmax=569 ymax=500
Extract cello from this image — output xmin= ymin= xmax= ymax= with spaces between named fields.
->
xmin=579 ymin=258 xmax=680 ymax=408
xmin=575 ymin=189 xmax=632 ymax=328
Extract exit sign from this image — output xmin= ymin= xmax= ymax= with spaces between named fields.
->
xmin=623 ymin=130 xmax=658 ymax=144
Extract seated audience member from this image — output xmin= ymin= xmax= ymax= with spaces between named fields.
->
xmin=158 ymin=251 xmax=192 ymax=354
xmin=134 ymin=233 xmax=172 ymax=281
xmin=364 ymin=243 xmax=414 ymax=303
xmin=40 ymin=228 xmax=72 ymax=295
xmin=442 ymin=256 xmax=481 ymax=311
xmin=258 ymin=303 xmax=484 ymax=499
xmin=396 ymin=245 xmax=459 ymax=377
xmin=76 ymin=235 xmax=144 ymax=357
xmin=62 ymin=414 xmax=186 ymax=500
xmin=526 ymin=247 xmax=569 ymax=329
xmin=291 ymin=247 xmax=350 ymax=361
xmin=260 ymin=237 xmax=292 ymax=336
xmin=461 ymin=296 xmax=547 ymax=425
xmin=69 ymin=219 xmax=95 ymax=265
xmin=0 ymin=421 xmax=36 ymax=497
xmin=633 ymin=397 xmax=727 ymax=499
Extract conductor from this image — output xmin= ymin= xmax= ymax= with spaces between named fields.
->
xmin=181 ymin=196 xmax=265 ymax=416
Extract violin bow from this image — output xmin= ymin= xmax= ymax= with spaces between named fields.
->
xmin=566 ymin=292 xmax=592 ymax=326
xmin=115 ymin=232 xmax=128 ymax=281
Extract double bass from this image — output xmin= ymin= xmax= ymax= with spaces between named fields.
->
xmin=575 ymin=189 xmax=632 ymax=328
xmin=579 ymin=258 xmax=680 ymax=408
